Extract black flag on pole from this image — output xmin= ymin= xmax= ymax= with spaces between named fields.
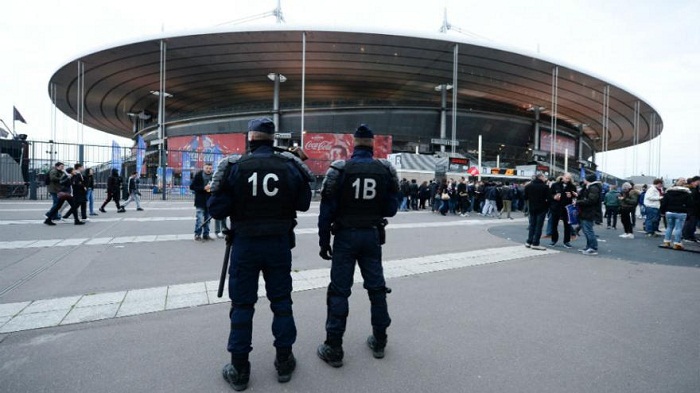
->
xmin=13 ymin=106 xmax=27 ymax=124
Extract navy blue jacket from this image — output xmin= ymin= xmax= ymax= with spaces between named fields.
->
xmin=318 ymin=147 xmax=399 ymax=247
xmin=208 ymin=144 xmax=312 ymax=223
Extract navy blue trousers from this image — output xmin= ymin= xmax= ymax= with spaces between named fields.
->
xmin=326 ymin=228 xmax=391 ymax=345
xmin=227 ymin=234 xmax=296 ymax=358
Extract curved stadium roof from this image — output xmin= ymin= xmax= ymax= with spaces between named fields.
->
xmin=49 ymin=25 xmax=662 ymax=152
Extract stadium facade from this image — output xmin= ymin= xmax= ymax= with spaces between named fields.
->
xmin=48 ymin=25 xmax=662 ymax=179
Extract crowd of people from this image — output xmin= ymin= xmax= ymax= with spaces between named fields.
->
xmin=527 ymin=173 xmax=700 ymax=253
xmin=43 ymin=162 xmax=144 ymax=226
xmin=398 ymin=176 xmax=527 ymax=218
xmin=396 ymin=172 xmax=700 ymax=254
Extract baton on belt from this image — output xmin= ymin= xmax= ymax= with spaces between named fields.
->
xmin=217 ymin=229 xmax=233 ymax=298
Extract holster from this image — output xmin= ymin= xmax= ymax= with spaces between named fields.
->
xmin=377 ymin=219 xmax=388 ymax=245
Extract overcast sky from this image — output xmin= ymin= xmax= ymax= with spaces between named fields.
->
xmin=1 ymin=0 xmax=698 ymax=179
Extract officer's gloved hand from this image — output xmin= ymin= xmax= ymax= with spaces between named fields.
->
xmin=319 ymin=245 xmax=333 ymax=260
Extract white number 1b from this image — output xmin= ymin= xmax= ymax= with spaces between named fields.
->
xmin=351 ymin=178 xmax=376 ymax=200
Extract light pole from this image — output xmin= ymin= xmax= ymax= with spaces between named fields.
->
xmin=434 ymin=84 xmax=453 ymax=154
xmin=268 ymin=73 xmax=287 ymax=145
xmin=150 ymin=87 xmax=172 ymax=200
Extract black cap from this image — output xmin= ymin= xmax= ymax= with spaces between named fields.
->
xmin=248 ymin=118 xmax=275 ymax=134
xmin=354 ymin=124 xmax=374 ymax=139
xmin=586 ymin=174 xmax=597 ymax=183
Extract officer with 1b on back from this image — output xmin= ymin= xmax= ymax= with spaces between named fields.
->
xmin=208 ymin=118 xmax=313 ymax=391
xmin=317 ymin=124 xmax=400 ymax=367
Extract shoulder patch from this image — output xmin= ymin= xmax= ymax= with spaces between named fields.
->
xmin=280 ymin=151 xmax=315 ymax=182
xmin=210 ymin=154 xmax=241 ymax=193
xmin=330 ymin=159 xmax=346 ymax=171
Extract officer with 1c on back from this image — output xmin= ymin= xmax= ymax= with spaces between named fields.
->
xmin=317 ymin=124 xmax=400 ymax=367
xmin=208 ymin=118 xmax=313 ymax=391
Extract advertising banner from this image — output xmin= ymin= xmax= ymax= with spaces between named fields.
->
xmin=168 ymin=134 xmax=246 ymax=170
xmin=303 ymin=133 xmax=392 ymax=175
xmin=111 ymin=141 xmax=121 ymax=172
xmin=136 ymin=135 xmax=146 ymax=175
xmin=540 ymin=131 xmax=576 ymax=157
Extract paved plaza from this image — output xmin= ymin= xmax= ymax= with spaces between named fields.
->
xmin=0 ymin=199 xmax=698 ymax=392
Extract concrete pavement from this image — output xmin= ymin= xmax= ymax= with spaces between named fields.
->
xmin=0 ymin=200 xmax=699 ymax=392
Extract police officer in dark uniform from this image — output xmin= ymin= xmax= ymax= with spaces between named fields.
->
xmin=317 ymin=124 xmax=400 ymax=367
xmin=208 ymin=118 xmax=313 ymax=391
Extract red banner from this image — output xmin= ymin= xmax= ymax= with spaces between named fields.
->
xmin=168 ymin=134 xmax=246 ymax=169
xmin=303 ymin=133 xmax=393 ymax=175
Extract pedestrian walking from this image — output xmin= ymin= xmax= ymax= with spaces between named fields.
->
xmin=121 ymin=171 xmax=144 ymax=211
xmin=99 ymin=169 xmax=124 ymax=213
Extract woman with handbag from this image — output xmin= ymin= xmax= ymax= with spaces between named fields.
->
xmin=44 ymin=167 xmax=85 ymax=226
xmin=438 ymin=181 xmax=451 ymax=216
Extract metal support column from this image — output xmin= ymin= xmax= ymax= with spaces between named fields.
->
xmin=451 ymin=44 xmax=459 ymax=155
xmin=273 ymin=74 xmax=281 ymax=133
xmin=534 ymin=107 xmax=541 ymax=151
xmin=440 ymin=85 xmax=447 ymax=153
xmin=76 ymin=61 xmax=85 ymax=145
xmin=158 ymin=40 xmax=167 ymax=201
xmin=549 ymin=66 xmax=559 ymax=171
xmin=601 ymin=85 xmax=610 ymax=170
xmin=301 ymin=32 xmax=306 ymax=148
xmin=633 ymin=100 xmax=640 ymax=174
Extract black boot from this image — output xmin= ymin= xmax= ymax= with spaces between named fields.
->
xmin=274 ymin=352 xmax=296 ymax=383
xmin=44 ymin=218 xmax=56 ymax=226
xmin=367 ymin=335 xmax=387 ymax=359
xmin=222 ymin=362 xmax=250 ymax=391
xmin=74 ymin=220 xmax=85 ymax=225
xmin=317 ymin=343 xmax=344 ymax=368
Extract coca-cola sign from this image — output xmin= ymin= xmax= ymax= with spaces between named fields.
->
xmin=304 ymin=140 xmax=334 ymax=151
xmin=303 ymin=133 xmax=393 ymax=175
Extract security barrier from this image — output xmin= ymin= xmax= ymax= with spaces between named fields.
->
xmin=0 ymin=139 xmax=211 ymax=201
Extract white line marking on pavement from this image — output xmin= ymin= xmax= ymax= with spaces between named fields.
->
xmin=0 ymin=211 xmax=321 ymax=225
xmin=0 ymin=245 xmax=557 ymax=333
xmin=0 ymin=217 xmax=526 ymax=249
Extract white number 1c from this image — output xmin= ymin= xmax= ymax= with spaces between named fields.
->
xmin=247 ymin=172 xmax=279 ymax=196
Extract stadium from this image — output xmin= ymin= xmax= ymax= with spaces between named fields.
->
xmin=46 ymin=24 xmax=663 ymax=184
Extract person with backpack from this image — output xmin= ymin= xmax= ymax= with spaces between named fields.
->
xmin=604 ymin=184 xmax=621 ymax=229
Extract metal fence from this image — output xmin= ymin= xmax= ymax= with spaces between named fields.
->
xmin=0 ymin=139 xmax=221 ymax=201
